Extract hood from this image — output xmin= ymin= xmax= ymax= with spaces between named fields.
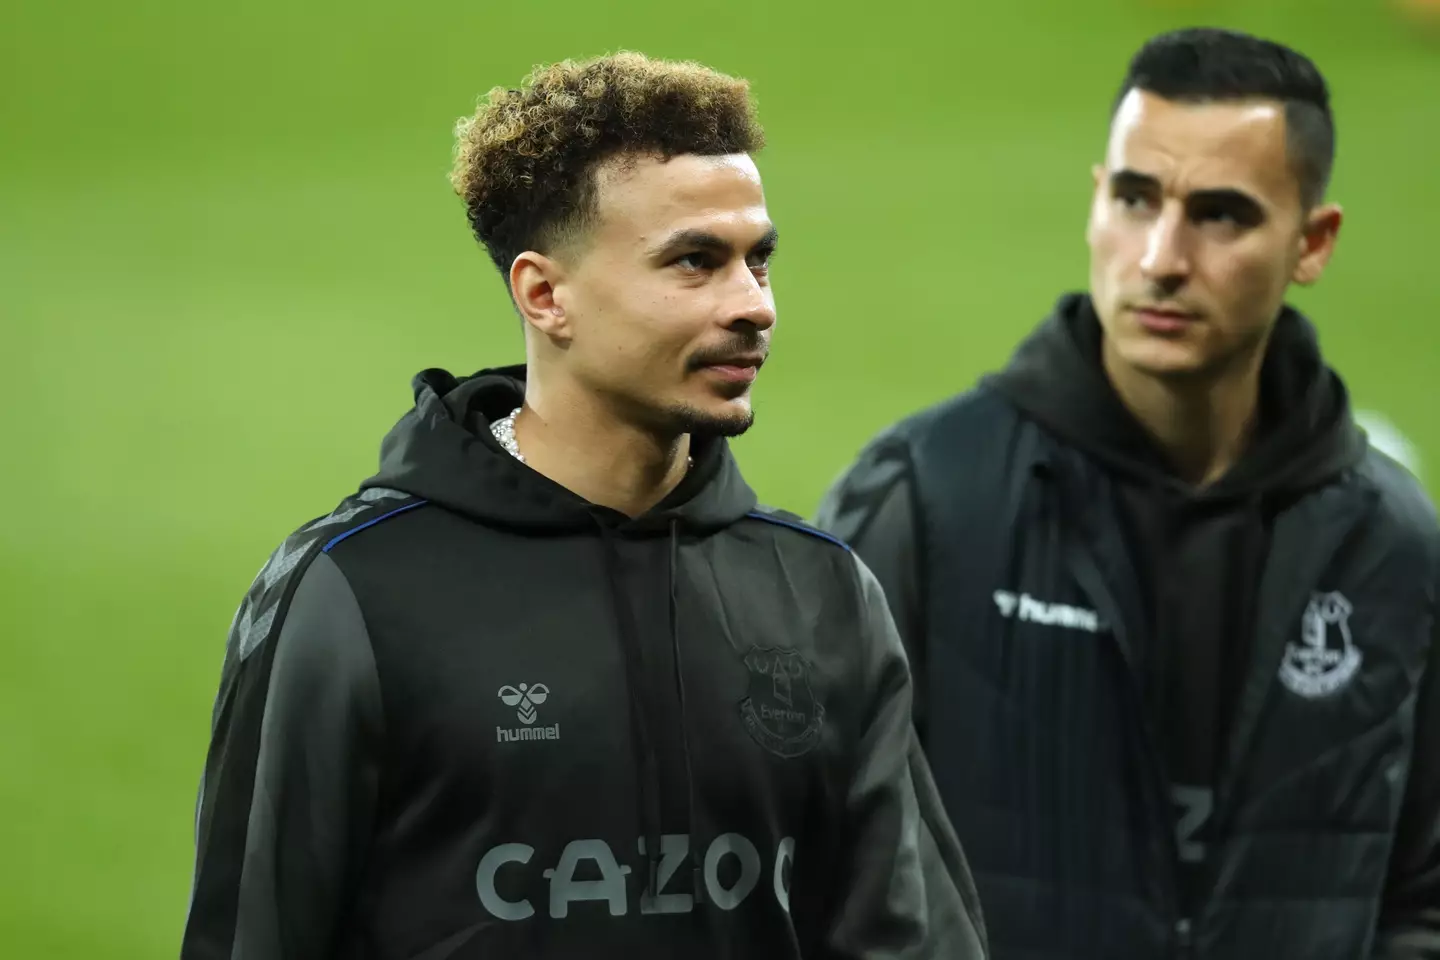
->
xmin=986 ymin=293 xmax=1367 ymax=498
xmin=359 ymin=364 xmax=758 ymax=531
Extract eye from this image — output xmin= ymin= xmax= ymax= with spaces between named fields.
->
xmin=1189 ymin=198 xmax=1262 ymax=231
xmin=1115 ymin=189 xmax=1153 ymax=213
xmin=746 ymin=248 xmax=775 ymax=273
xmin=1195 ymin=207 xmax=1238 ymax=225
xmin=1190 ymin=199 xmax=1233 ymax=222
xmin=673 ymin=252 xmax=713 ymax=272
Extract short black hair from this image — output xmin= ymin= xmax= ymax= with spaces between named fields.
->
xmin=1113 ymin=27 xmax=1335 ymax=208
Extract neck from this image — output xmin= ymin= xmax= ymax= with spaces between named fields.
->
xmin=512 ymin=377 xmax=691 ymax=518
xmin=1102 ymin=339 xmax=1266 ymax=487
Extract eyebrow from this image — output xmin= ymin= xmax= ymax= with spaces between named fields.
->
xmin=1109 ymin=169 xmax=1161 ymax=194
xmin=1110 ymin=168 xmax=1265 ymax=217
xmin=647 ymin=225 xmax=779 ymax=261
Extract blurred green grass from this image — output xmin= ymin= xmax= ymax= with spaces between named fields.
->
xmin=2 ymin=0 xmax=1436 ymax=955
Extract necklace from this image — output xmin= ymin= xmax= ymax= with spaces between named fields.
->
xmin=490 ymin=407 xmax=693 ymax=470
xmin=491 ymin=407 xmax=526 ymax=463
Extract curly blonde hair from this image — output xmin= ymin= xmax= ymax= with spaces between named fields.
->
xmin=450 ymin=52 xmax=765 ymax=272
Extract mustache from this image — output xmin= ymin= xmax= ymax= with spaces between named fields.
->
xmin=1130 ymin=283 xmax=1200 ymax=315
xmin=688 ymin=334 xmax=769 ymax=370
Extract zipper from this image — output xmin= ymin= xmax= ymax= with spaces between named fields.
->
xmin=1174 ymin=917 xmax=1194 ymax=959
xmin=1057 ymin=496 xmax=1192 ymax=953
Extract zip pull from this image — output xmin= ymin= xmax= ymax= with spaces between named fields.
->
xmin=1174 ymin=917 xmax=1193 ymax=957
xmin=692 ymin=863 xmax=707 ymax=905
xmin=646 ymin=854 xmax=660 ymax=898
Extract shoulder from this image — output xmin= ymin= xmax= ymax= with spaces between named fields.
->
xmin=226 ymin=486 xmax=427 ymax=664
xmin=907 ymin=380 xmax=1024 ymax=435
xmin=1354 ymin=449 xmax=1440 ymax=569
xmin=849 ymin=384 xmax=1021 ymax=462
xmin=1359 ymin=449 xmax=1438 ymax=528
xmin=736 ymin=507 xmax=895 ymax=626
xmin=742 ymin=505 xmax=852 ymax=553
xmin=823 ymin=385 xmax=1037 ymax=528
xmin=736 ymin=506 xmax=865 ymax=597
xmin=739 ymin=508 xmax=899 ymax=602
xmin=816 ymin=385 xmax=1038 ymax=549
xmin=844 ymin=385 xmax=1033 ymax=489
xmin=822 ymin=385 xmax=1023 ymax=490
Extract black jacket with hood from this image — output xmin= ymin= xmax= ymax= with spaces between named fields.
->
xmin=816 ymin=294 xmax=1440 ymax=959
xmin=179 ymin=365 xmax=988 ymax=960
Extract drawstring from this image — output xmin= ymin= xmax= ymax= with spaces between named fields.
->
xmin=668 ymin=517 xmax=705 ymax=904
xmin=595 ymin=521 xmax=664 ymax=897
xmin=990 ymin=463 xmax=1049 ymax=685
xmin=1011 ymin=462 xmax=1050 ymax=584
xmin=995 ymin=461 xmax=1049 ymax=618
xmin=596 ymin=516 xmax=704 ymax=907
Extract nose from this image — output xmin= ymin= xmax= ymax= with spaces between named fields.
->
xmin=1140 ymin=205 xmax=1193 ymax=289
xmin=723 ymin=262 xmax=776 ymax=332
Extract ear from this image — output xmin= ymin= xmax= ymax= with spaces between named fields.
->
xmin=1293 ymin=202 xmax=1342 ymax=287
xmin=510 ymin=251 xmax=571 ymax=341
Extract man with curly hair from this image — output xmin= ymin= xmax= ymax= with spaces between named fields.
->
xmin=180 ymin=52 xmax=987 ymax=959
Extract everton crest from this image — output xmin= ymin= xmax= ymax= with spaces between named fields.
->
xmin=739 ymin=646 xmax=825 ymax=758
xmin=1279 ymin=591 xmax=1362 ymax=698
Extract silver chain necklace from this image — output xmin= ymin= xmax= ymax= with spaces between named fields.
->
xmin=491 ymin=407 xmax=526 ymax=463
xmin=491 ymin=407 xmax=693 ymax=470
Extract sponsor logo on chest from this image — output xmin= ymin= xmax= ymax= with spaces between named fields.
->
xmin=475 ymin=832 xmax=795 ymax=920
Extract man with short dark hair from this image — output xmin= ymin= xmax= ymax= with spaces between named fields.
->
xmin=180 ymin=52 xmax=986 ymax=959
xmin=818 ymin=27 xmax=1440 ymax=959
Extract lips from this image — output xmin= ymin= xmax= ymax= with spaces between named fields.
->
xmin=1131 ymin=305 xmax=1199 ymax=334
xmin=701 ymin=356 xmax=764 ymax=383
xmin=703 ymin=354 xmax=766 ymax=370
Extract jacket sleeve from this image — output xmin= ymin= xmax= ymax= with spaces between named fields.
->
xmin=819 ymin=555 xmax=987 ymax=960
xmin=1374 ymin=561 xmax=1440 ymax=959
xmin=180 ymin=551 xmax=384 ymax=959
xmin=813 ymin=437 xmax=929 ymax=739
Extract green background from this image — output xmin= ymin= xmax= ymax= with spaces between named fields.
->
xmin=3 ymin=0 xmax=1437 ymax=954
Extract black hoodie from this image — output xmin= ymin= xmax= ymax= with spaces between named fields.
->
xmin=817 ymin=293 xmax=1440 ymax=959
xmin=987 ymin=294 xmax=1368 ymax=909
xmin=180 ymin=365 xmax=987 ymax=960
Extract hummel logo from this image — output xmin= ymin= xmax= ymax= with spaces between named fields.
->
xmin=993 ymin=590 xmax=1103 ymax=633
xmin=497 ymin=683 xmax=560 ymax=744
xmin=499 ymin=682 xmax=549 ymax=725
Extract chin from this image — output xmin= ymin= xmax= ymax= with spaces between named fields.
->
xmin=668 ymin=398 xmax=755 ymax=438
xmin=1116 ymin=340 xmax=1223 ymax=381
